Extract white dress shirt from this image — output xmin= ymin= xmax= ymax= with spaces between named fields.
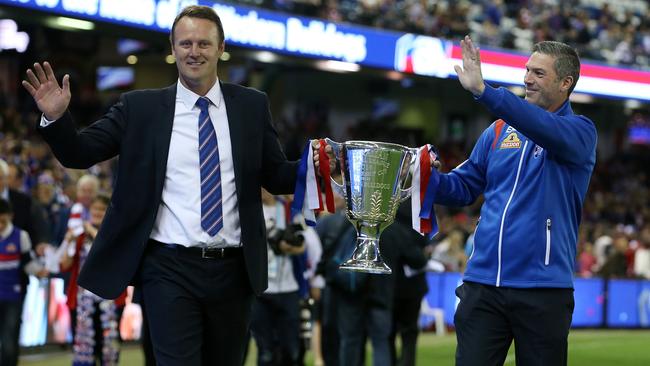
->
xmin=41 ymin=80 xmax=241 ymax=248
xmin=150 ymin=80 xmax=241 ymax=248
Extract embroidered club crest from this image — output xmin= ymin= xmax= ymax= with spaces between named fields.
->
xmin=5 ymin=243 xmax=17 ymax=253
xmin=500 ymin=132 xmax=522 ymax=149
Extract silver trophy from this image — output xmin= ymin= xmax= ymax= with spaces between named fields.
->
xmin=326 ymin=139 xmax=420 ymax=274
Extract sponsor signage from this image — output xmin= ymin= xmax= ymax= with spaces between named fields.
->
xmin=1 ymin=0 xmax=649 ymax=101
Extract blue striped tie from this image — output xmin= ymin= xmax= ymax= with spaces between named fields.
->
xmin=196 ymin=97 xmax=223 ymax=236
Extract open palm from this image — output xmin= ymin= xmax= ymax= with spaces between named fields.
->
xmin=454 ymin=36 xmax=485 ymax=96
xmin=22 ymin=62 xmax=71 ymax=121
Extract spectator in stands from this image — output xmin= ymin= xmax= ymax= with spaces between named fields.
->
xmin=0 ymin=198 xmax=46 ymax=366
xmin=66 ymin=174 xmax=99 ymax=237
xmin=0 ymin=159 xmax=50 ymax=255
xmin=34 ymin=171 xmax=70 ymax=247
xmin=434 ymin=37 xmax=596 ymax=366
xmin=577 ymin=241 xmax=597 ymax=278
xmin=633 ymin=226 xmax=650 ymax=279
xmin=60 ymin=194 xmax=126 ymax=366
xmin=432 ymin=228 xmax=467 ymax=272
xmin=599 ymin=233 xmax=631 ymax=279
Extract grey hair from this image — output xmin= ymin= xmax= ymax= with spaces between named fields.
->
xmin=532 ymin=41 xmax=581 ymax=95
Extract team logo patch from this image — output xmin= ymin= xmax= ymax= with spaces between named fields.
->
xmin=500 ymin=132 xmax=522 ymax=149
xmin=534 ymin=145 xmax=544 ymax=158
xmin=5 ymin=243 xmax=17 ymax=253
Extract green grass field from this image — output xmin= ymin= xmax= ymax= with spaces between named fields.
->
xmin=19 ymin=329 xmax=650 ymax=365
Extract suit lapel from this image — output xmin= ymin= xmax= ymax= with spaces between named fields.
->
xmin=153 ymin=84 xmax=177 ymax=199
xmin=221 ymin=82 xmax=244 ymax=193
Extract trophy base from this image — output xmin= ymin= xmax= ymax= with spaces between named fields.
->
xmin=340 ymin=259 xmax=392 ymax=274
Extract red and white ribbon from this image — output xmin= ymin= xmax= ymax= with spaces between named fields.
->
xmin=411 ymin=144 xmax=437 ymax=235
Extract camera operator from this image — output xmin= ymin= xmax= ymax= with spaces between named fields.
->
xmin=250 ymin=189 xmax=307 ymax=366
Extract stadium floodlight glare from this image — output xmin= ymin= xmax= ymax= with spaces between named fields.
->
xmin=315 ymin=60 xmax=360 ymax=73
xmin=220 ymin=52 xmax=231 ymax=61
xmin=126 ymin=55 xmax=138 ymax=65
xmin=50 ymin=17 xmax=95 ymax=31
xmin=569 ymin=93 xmax=594 ymax=104
xmin=165 ymin=55 xmax=175 ymax=64
xmin=255 ymin=51 xmax=277 ymax=63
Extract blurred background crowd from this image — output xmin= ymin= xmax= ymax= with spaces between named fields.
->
xmin=243 ymin=0 xmax=650 ymax=69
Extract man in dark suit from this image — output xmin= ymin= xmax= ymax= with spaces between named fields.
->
xmin=22 ymin=5 xmax=326 ymax=365
xmin=0 ymin=159 xmax=49 ymax=249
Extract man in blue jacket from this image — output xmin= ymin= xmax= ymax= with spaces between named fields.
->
xmin=437 ymin=36 xmax=597 ymax=365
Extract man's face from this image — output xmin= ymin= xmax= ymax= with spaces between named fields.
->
xmin=36 ymin=183 xmax=55 ymax=204
xmin=89 ymin=201 xmax=107 ymax=227
xmin=0 ymin=213 xmax=11 ymax=233
xmin=77 ymin=182 xmax=97 ymax=208
xmin=7 ymin=166 xmax=21 ymax=190
xmin=171 ymin=16 xmax=224 ymax=93
xmin=523 ymin=52 xmax=570 ymax=111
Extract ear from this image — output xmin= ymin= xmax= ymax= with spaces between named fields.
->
xmin=169 ymin=36 xmax=175 ymax=57
xmin=560 ymin=75 xmax=574 ymax=94
xmin=217 ymin=41 xmax=225 ymax=57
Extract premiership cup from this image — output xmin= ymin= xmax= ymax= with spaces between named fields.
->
xmin=326 ymin=138 xmax=419 ymax=274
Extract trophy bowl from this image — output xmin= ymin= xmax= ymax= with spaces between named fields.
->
xmin=326 ymin=139 xmax=417 ymax=274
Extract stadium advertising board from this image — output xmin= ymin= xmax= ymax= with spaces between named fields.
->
xmin=1 ymin=0 xmax=648 ymax=99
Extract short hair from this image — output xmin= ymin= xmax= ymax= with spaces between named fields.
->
xmin=92 ymin=193 xmax=111 ymax=207
xmin=77 ymin=174 xmax=99 ymax=191
xmin=0 ymin=198 xmax=12 ymax=215
xmin=171 ymin=5 xmax=224 ymax=45
xmin=532 ymin=41 xmax=581 ymax=95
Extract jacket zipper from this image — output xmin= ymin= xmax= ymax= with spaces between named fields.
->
xmin=545 ymin=218 xmax=552 ymax=265
xmin=496 ymin=140 xmax=528 ymax=287
xmin=468 ymin=217 xmax=480 ymax=261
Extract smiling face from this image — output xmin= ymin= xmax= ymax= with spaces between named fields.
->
xmin=89 ymin=200 xmax=107 ymax=227
xmin=171 ymin=16 xmax=224 ymax=96
xmin=524 ymin=52 xmax=573 ymax=112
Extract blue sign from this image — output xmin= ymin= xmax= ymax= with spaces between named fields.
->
xmin=2 ymin=0 xmax=648 ymax=101
xmin=607 ymin=279 xmax=650 ymax=328
xmin=572 ymin=278 xmax=605 ymax=327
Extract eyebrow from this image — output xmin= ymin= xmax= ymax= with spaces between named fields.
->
xmin=526 ymin=65 xmax=546 ymax=73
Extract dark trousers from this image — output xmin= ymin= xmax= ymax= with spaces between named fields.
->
xmin=0 ymin=299 xmax=23 ymax=366
xmin=389 ymin=296 xmax=423 ymax=366
xmin=320 ymin=287 xmax=340 ymax=366
xmin=250 ymin=291 xmax=301 ymax=366
xmin=140 ymin=242 xmax=253 ymax=366
xmin=454 ymin=281 xmax=574 ymax=366
xmin=337 ymin=294 xmax=391 ymax=366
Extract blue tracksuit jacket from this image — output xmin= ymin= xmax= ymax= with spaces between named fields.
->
xmin=434 ymin=83 xmax=597 ymax=288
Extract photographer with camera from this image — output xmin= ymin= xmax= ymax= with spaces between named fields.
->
xmin=250 ymin=189 xmax=310 ymax=366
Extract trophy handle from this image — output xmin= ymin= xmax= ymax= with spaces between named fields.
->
xmin=324 ymin=138 xmax=345 ymax=198
xmin=399 ymin=148 xmax=419 ymax=202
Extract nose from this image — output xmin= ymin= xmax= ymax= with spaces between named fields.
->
xmin=189 ymin=43 xmax=200 ymax=57
xmin=524 ymin=71 xmax=534 ymax=86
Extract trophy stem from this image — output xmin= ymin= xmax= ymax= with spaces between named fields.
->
xmin=339 ymin=236 xmax=392 ymax=274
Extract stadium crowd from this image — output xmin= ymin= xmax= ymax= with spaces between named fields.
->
xmin=239 ymin=0 xmax=650 ymax=70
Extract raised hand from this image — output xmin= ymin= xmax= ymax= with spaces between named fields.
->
xmin=22 ymin=62 xmax=71 ymax=121
xmin=454 ymin=35 xmax=485 ymax=97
